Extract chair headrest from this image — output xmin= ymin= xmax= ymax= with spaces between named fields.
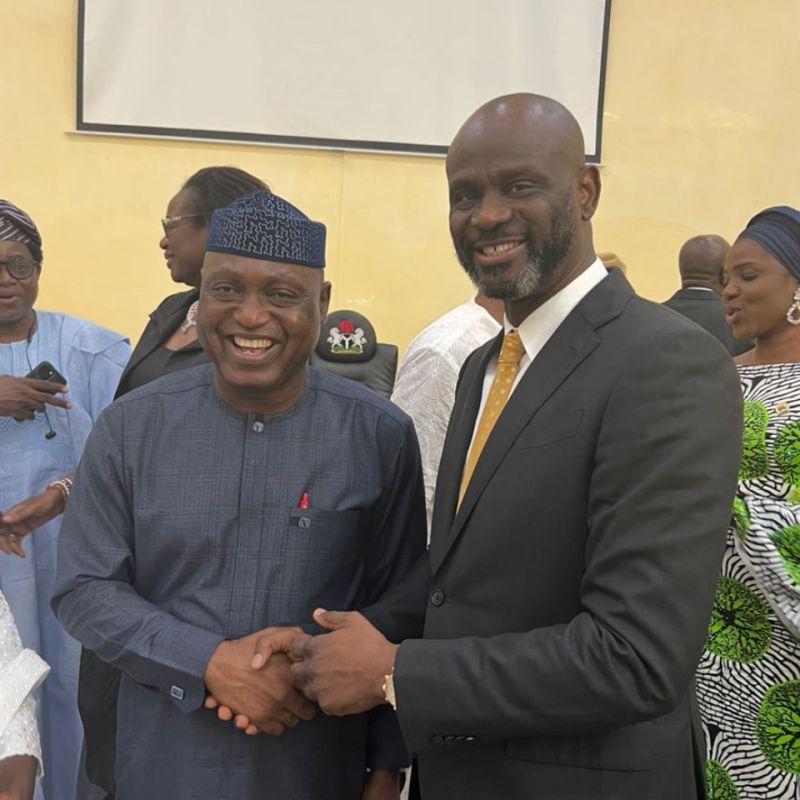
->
xmin=315 ymin=310 xmax=377 ymax=363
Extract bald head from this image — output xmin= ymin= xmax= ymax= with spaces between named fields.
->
xmin=448 ymin=93 xmax=586 ymax=175
xmin=445 ymin=93 xmax=600 ymax=321
xmin=678 ymin=235 xmax=730 ymax=292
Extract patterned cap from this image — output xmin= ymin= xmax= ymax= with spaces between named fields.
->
xmin=206 ymin=190 xmax=325 ymax=268
xmin=0 ymin=199 xmax=42 ymax=262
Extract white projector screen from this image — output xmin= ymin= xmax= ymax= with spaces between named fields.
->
xmin=77 ymin=0 xmax=611 ymax=160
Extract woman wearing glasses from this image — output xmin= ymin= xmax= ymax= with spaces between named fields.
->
xmin=0 ymin=200 xmax=130 ymax=799
xmin=115 ymin=166 xmax=268 ymax=395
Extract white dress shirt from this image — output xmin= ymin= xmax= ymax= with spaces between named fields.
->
xmin=472 ymin=258 xmax=608 ymax=439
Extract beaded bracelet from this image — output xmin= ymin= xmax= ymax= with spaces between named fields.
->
xmin=47 ymin=477 xmax=73 ymax=510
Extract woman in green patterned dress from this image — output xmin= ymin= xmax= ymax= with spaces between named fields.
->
xmin=698 ymin=206 xmax=800 ymax=800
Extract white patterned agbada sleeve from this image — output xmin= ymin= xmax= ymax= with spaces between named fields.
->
xmin=390 ymin=299 xmax=502 ymax=537
xmin=0 ymin=591 xmax=48 ymax=776
xmin=392 ymin=343 xmax=462 ymax=535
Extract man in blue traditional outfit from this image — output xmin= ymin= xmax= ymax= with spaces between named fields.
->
xmin=0 ymin=199 xmax=130 ymax=800
xmin=53 ymin=191 xmax=426 ymax=800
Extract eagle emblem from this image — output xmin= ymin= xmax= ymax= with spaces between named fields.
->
xmin=327 ymin=319 xmax=367 ymax=355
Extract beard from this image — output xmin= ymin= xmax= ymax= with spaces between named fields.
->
xmin=456 ymin=193 xmax=577 ymax=301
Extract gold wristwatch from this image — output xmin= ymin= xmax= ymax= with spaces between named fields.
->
xmin=382 ymin=670 xmax=397 ymax=710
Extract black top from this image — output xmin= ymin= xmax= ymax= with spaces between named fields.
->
xmin=122 ymin=345 xmax=194 ymax=393
xmin=115 ymin=288 xmax=208 ymax=397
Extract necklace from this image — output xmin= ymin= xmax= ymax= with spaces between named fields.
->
xmin=180 ymin=300 xmax=199 ymax=334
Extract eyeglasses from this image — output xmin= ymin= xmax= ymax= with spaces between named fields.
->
xmin=161 ymin=214 xmax=203 ymax=235
xmin=0 ymin=257 xmax=36 ymax=280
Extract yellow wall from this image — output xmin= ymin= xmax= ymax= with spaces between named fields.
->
xmin=2 ymin=0 xmax=800 ymax=350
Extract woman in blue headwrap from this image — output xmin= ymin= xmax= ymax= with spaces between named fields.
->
xmin=697 ymin=206 xmax=800 ymax=799
xmin=0 ymin=200 xmax=130 ymax=800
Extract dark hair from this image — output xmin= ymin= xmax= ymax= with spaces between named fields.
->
xmin=181 ymin=167 xmax=269 ymax=226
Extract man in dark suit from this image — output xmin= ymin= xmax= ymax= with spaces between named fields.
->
xmin=248 ymin=94 xmax=743 ymax=799
xmin=664 ymin=234 xmax=751 ymax=355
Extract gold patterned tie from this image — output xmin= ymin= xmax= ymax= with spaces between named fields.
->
xmin=458 ymin=330 xmax=526 ymax=507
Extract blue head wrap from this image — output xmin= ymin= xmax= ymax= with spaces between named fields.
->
xmin=0 ymin=200 xmax=42 ymax=263
xmin=737 ymin=206 xmax=800 ymax=280
xmin=205 ymin=190 xmax=325 ymax=268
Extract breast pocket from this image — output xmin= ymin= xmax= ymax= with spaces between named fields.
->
xmin=512 ymin=409 xmax=584 ymax=450
xmin=278 ymin=508 xmax=365 ymax=614
xmin=286 ymin=508 xmax=362 ymax=549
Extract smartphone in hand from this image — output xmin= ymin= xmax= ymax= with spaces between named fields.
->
xmin=26 ymin=361 xmax=67 ymax=386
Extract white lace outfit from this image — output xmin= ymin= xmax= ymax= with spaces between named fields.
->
xmin=0 ymin=591 xmax=48 ymax=777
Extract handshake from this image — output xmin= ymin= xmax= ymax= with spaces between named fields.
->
xmin=202 ymin=609 xmax=399 ymax=736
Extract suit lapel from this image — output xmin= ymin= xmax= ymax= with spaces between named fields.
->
xmin=429 ymin=270 xmax=634 ymax=576
xmin=428 ymin=334 xmax=500 ymax=569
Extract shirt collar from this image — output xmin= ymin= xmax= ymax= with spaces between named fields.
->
xmin=504 ymin=258 xmax=608 ymax=361
xmin=683 ymin=286 xmax=715 ymax=293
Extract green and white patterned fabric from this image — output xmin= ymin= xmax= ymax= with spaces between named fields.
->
xmin=698 ymin=363 xmax=800 ymax=799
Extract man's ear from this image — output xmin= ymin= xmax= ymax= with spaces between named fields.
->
xmin=577 ymin=165 xmax=601 ymax=221
xmin=319 ymin=280 xmax=332 ymax=323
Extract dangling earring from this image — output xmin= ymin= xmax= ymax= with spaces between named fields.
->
xmin=787 ymin=286 xmax=800 ymax=326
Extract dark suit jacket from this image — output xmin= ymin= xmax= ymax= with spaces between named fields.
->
xmin=663 ymin=287 xmax=751 ymax=356
xmin=115 ymin=288 xmax=207 ymax=398
xmin=385 ymin=270 xmax=742 ymax=800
